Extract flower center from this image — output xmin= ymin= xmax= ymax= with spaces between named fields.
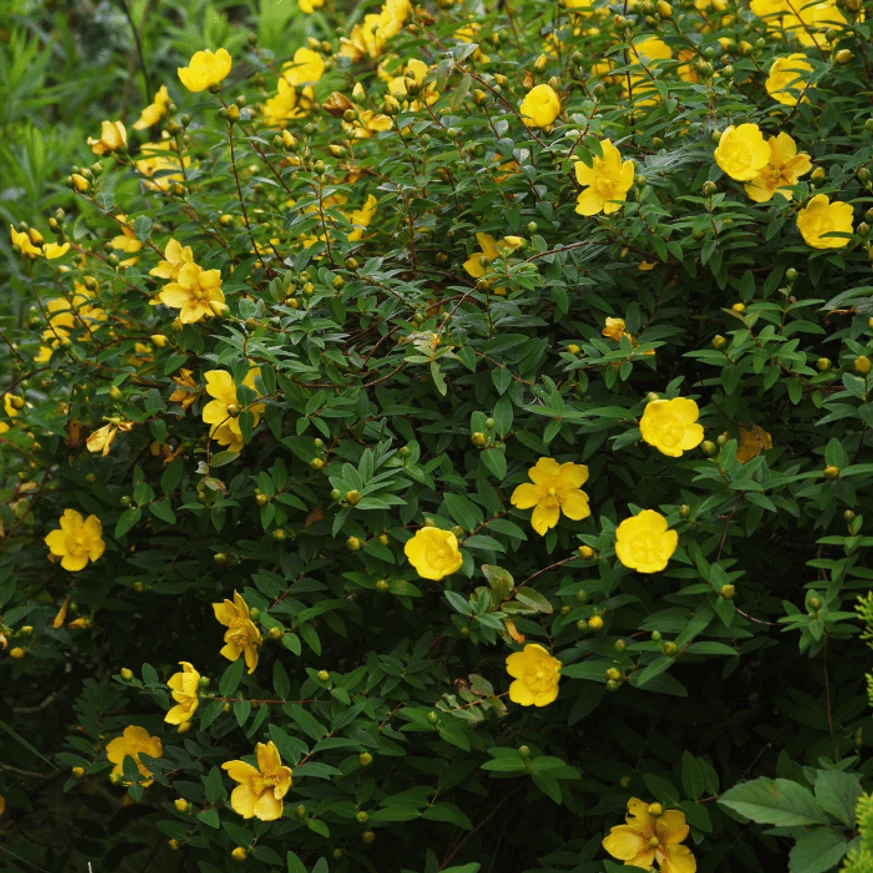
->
xmin=65 ymin=533 xmax=93 ymax=558
xmin=648 ymin=836 xmax=661 ymax=848
xmin=659 ymin=419 xmax=686 ymax=446
xmin=228 ymin=618 xmax=251 ymax=648
xmin=630 ymin=533 xmax=662 ymax=564
xmin=523 ymin=662 xmax=555 ymax=693
xmin=544 ymin=486 xmax=562 ymax=508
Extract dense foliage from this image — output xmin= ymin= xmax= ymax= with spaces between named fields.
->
xmin=3 ymin=0 xmax=873 ymax=871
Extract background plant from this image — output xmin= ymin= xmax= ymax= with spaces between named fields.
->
xmin=2 ymin=0 xmax=873 ymax=871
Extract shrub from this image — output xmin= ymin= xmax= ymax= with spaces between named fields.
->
xmin=2 ymin=0 xmax=873 ymax=871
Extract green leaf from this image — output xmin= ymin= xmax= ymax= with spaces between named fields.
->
xmin=205 ymin=765 xmax=226 ymax=803
xmin=681 ymin=752 xmax=704 ymax=801
xmin=788 ymin=828 xmax=850 ymax=873
xmin=197 ymin=807 xmax=220 ymax=828
xmin=0 ymin=719 xmax=57 ymax=769
xmin=423 ymin=803 xmax=473 ymax=830
xmin=514 ymin=588 xmax=553 ymax=614
xmin=287 ymin=852 xmax=307 ymax=873
xmin=219 ymin=659 xmax=245 ymax=698
xmin=210 ymin=450 xmax=239 ymax=468
xmin=114 ymin=508 xmax=141 ymax=538
xmin=642 ymin=774 xmax=680 ymax=807
xmin=813 ymin=770 xmax=862 ymax=827
xmin=718 ymin=778 xmax=831 ymax=826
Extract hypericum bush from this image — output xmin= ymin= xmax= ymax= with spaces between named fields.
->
xmin=3 ymin=0 xmax=873 ymax=870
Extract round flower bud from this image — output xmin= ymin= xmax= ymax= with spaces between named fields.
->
xmin=855 ymin=355 xmax=871 ymax=375
xmin=360 ymin=752 xmax=374 ymax=766
xmin=606 ymin=679 xmax=621 ymax=691
xmin=169 ymin=839 xmax=181 ymax=852
xmin=785 ymin=267 xmax=798 ymax=283
xmin=679 ymin=504 xmax=691 ymax=518
xmin=836 ymin=49 xmax=853 ymax=64
xmin=663 ymin=641 xmax=678 ymax=656
xmin=120 ymin=667 xmax=133 ymax=680
xmin=272 ymin=529 xmax=286 ymax=542
xmin=809 ymin=597 xmax=822 ymax=611
xmin=823 ymin=465 xmax=840 ymax=479
xmin=605 ymin=667 xmax=622 ymax=682
xmin=332 ymin=276 xmax=345 ymax=290
xmin=731 ymin=302 xmax=745 ymax=313
xmin=817 ymin=357 xmax=831 ymax=371
xmin=214 ymin=552 xmax=228 ymax=564
xmin=309 ymin=457 xmax=325 ymax=470
xmin=811 ymin=167 xmax=826 ymax=185
xmin=346 ymin=536 xmax=362 ymax=551
xmin=346 ymin=490 xmax=362 ymax=505
xmin=231 ymin=847 xmax=247 ymax=862
xmin=701 ymin=440 xmax=717 ymax=455
xmin=845 ymin=509 xmax=856 ymax=521
xmin=378 ymin=533 xmax=389 ymax=545
xmin=720 ymin=584 xmax=736 ymax=599
xmin=518 ymin=745 xmax=530 ymax=757
xmin=375 ymin=579 xmax=390 ymax=592
xmin=295 ymin=805 xmax=307 ymax=818
xmin=588 ymin=615 xmax=604 ymax=631
xmin=19 ymin=626 xmax=33 ymax=636
xmin=648 ymin=803 xmax=664 ymax=817
xmin=712 ymin=334 xmax=726 ymax=349
xmin=10 ymin=647 xmax=25 ymax=660
xmin=72 ymin=766 xmax=86 ymax=779
xmin=527 ymin=221 xmax=538 ymax=234
xmin=485 ymin=418 xmax=496 ymax=430
xmin=426 ymin=710 xmax=439 ymax=724
xmin=578 ymin=546 xmax=595 ymax=560
xmin=268 ymin=626 xmax=282 ymax=640
xmin=332 ymin=849 xmax=345 ymax=861
xmin=256 ymin=493 xmax=270 ymax=507
xmin=560 ymin=605 xmax=571 ymax=616
xmin=576 ymin=619 xmax=588 ymax=631
xmin=471 ymin=432 xmax=487 ymax=448
xmin=177 ymin=721 xmax=192 ymax=734
xmin=651 ymin=630 xmax=662 ymax=641
xmin=356 ymin=811 xmax=369 ymax=823
xmin=174 ymin=798 xmax=190 ymax=813
xmin=362 ymin=830 xmax=376 ymax=844
xmin=317 ymin=669 xmax=331 ymax=682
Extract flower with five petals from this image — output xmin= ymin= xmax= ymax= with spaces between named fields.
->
xmin=505 ymin=643 xmax=562 ymax=707
xmin=178 ymin=48 xmax=232 ymax=92
xmin=44 ymin=509 xmax=105 ymax=572
xmin=404 ymin=527 xmax=464 ymax=581
xmin=222 ymin=741 xmax=293 ymax=821
xmin=640 ymin=398 xmax=704 ymax=458
xmin=213 ymin=590 xmax=262 ymax=673
xmin=603 ymin=798 xmax=696 ymax=873
xmin=615 ymin=510 xmax=678 ymax=574
xmin=511 ymin=458 xmax=591 ymax=536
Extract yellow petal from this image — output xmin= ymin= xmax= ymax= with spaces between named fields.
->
xmin=602 ymin=825 xmax=651 ymax=862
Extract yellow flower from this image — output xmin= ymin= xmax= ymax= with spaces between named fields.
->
xmin=766 ymin=54 xmax=814 ymax=106
xmin=519 ymin=84 xmax=561 ymax=128
xmin=603 ymin=798 xmax=697 ymax=873
xmin=282 ymin=47 xmax=325 ymax=87
xmin=714 ymin=124 xmax=770 ymax=182
xmin=44 ymin=509 xmax=106 ymax=572
xmin=44 ymin=241 xmax=71 ymax=259
xmin=86 ymin=420 xmax=132 ymax=457
xmin=135 ymin=140 xmax=191 ymax=192
xmin=105 ymin=726 xmax=163 ymax=786
xmin=602 ymin=317 xmax=628 ymax=342
xmin=348 ymin=194 xmax=378 ymax=241
xmin=222 ymin=741 xmax=293 ymax=821
xmin=158 ymin=262 xmax=224 ymax=323
xmin=505 ymin=643 xmax=561 ymax=707
xmin=299 ymin=0 xmax=325 ymax=11
xmin=574 ymin=139 xmax=635 ymax=217
xmin=149 ymin=238 xmax=194 ymax=282
xmin=744 ymin=133 xmax=812 ymax=203
xmin=87 ymin=120 xmax=127 ymax=156
xmin=615 ymin=510 xmax=678 ymax=574
xmin=202 ymin=369 xmax=265 ymax=452
xmin=340 ymin=3 xmax=408 ymax=62
xmin=213 ymin=590 xmax=263 ymax=673
xmin=111 ymin=215 xmax=143 ymax=266
xmin=462 ymin=233 xmax=524 ymax=294
xmin=626 ymin=37 xmax=673 ymax=106
xmin=750 ymin=0 xmax=846 ymax=47
xmin=736 ymin=424 xmax=773 ymax=463
xmin=178 ymin=48 xmax=232 ymax=92
xmin=343 ymin=109 xmax=393 ymax=138
xmin=797 ymin=194 xmax=854 ymax=249
xmin=640 ymin=398 xmax=704 ymax=458
xmin=262 ymin=79 xmax=303 ymax=128
xmin=10 ymin=225 xmax=42 ymax=258
xmin=133 ymin=84 xmax=171 ymax=130
xmin=404 ymin=528 xmax=464 ymax=581
xmin=170 ymin=368 xmax=199 ymax=410
xmin=511 ymin=458 xmax=591 ymax=536
xmin=165 ymin=661 xmax=201 ymax=725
